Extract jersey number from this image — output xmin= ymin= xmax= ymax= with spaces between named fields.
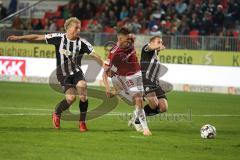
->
xmin=126 ymin=80 xmax=134 ymax=87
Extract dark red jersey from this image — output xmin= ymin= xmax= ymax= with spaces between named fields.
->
xmin=104 ymin=43 xmax=140 ymax=76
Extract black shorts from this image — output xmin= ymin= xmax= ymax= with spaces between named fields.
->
xmin=57 ymin=71 xmax=85 ymax=93
xmin=142 ymin=77 xmax=167 ymax=100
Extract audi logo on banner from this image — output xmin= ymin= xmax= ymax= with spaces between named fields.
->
xmin=0 ymin=58 xmax=26 ymax=76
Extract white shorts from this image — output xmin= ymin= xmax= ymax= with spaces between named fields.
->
xmin=111 ymin=71 xmax=143 ymax=104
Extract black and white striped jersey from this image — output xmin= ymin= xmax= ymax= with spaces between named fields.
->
xmin=45 ymin=33 xmax=94 ymax=76
xmin=140 ymin=44 xmax=161 ymax=84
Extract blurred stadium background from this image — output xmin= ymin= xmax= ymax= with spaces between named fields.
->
xmin=0 ymin=0 xmax=240 ymax=160
xmin=0 ymin=0 xmax=240 ymax=93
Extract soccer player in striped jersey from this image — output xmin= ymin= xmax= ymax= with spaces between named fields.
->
xmin=7 ymin=17 xmax=102 ymax=131
xmin=129 ymin=36 xmax=169 ymax=131
xmin=102 ymin=27 xmax=152 ymax=136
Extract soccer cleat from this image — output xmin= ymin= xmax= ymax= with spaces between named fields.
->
xmin=52 ymin=112 xmax=60 ymax=129
xmin=79 ymin=121 xmax=88 ymax=132
xmin=143 ymin=128 xmax=152 ymax=136
xmin=128 ymin=117 xmax=143 ymax=132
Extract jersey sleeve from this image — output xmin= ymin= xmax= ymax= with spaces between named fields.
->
xmin=104 ymin=52 xmax=119 ymax=73
xmin=142 ymin=44 xmax=151 ymax=53
xmin=45 ymin=33 xmax=63 ymax=45
xmin=80 ymin=39 xmax=95 ymax=55
xmin=104 ymin=52 xmax=112 ymax=67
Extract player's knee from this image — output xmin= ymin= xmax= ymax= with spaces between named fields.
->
xmin=136 ymin=100 xmax=143 ymax=108
xmin=134 ymin=94 xmax=143 ymax=107
xmin=160 ymin=105 xmax=168 ymax=112
xmin=159 ymin=100 xmax=168 ymax=113
xmin=146 ymin=93 xmax=159 ymax=108
xmin=79 ymin=95 xmax=87 ymax=102
xmin=66 ymin=95 xmax=76 ymax=104
xmin=151 ymin=100 xmax=159 ymax=108
xmin=76 ymin=81 xmax=87 ymax=89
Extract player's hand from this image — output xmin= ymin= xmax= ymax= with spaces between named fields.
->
xmin=7 ymin=35 xmax=20 ymax=41
xmin=107 ymin=70 xmax=116 ymax=77
xmin=105 ymin=68 xmax=116 ymax=77
xmin=105 ymin=90 xmax=114 ymax=98
xmin=159 ymin=44 xmax=166 ymax=50
xmin=143 ymin=129 xmax=152 ymax=136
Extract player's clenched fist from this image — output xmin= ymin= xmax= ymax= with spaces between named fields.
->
xmin=7 ymin=35 xmax=19 ymax=41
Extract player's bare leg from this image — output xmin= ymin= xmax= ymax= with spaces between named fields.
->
xmin=144 ymin=92 xmax=168 ymax=115
xmin=133 ymin=93 xmax=152 ymax=136
xmin=53 ymin=88 xmax=76 ymax=129
xmin=132 ymin=93 xmax=168 ymax=131
xmin=128 ymin=94 xmax=144 ymax=132
xmin=76 ymin=80 xmax=88 ymax=132
xmin=146 ymin=92 xmax=159 ymax=109
xmin=158 ymin=98 xmax=168 ymax=113
xmin=65 ymin=88 xmax=77 ymax=104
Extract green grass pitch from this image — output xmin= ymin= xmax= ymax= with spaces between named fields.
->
xmin=0 ymin=82 xmax=240 ymax=160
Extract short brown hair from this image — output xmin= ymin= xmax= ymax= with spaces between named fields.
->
xmin=117 ymin=27 xmax=131 ymax=35
xmin=150 ymin=36 xmax=161 ymax=42
xmin=64 ymin=17 xmax=81 ymax=31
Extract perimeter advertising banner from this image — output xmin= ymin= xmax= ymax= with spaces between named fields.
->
xmin=1 ymin=56 xmax=240 ymax=87
xmin=160 ymin=50 xmax=240 ymax=67
xmin=0 ymin=42 xmax=240 ymax=66
xmin=0 ymin=42 xmax=55 ymax=58
xmin=1 ymin=56 xmax=240 ymax=94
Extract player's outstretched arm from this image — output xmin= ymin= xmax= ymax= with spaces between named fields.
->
xmin=102 ymin=66 xmax=114 ymax=98
xmin=89 ymin=52 xmax=104 ymax=66
xmin=147 ymin=43 xmax=166 ymax=51
xmin=7 ymin=34 xmax=45 ymax=41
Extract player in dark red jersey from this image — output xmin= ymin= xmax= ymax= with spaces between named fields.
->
xmin=102 ymin=28 xmax=152 ymax=136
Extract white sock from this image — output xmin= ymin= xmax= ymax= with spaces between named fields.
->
xmin=134 ymin=107 xmax=148 ymax=129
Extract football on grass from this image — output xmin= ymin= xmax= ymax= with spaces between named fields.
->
xmin=200 ymin=124 xmax=216 ymax=139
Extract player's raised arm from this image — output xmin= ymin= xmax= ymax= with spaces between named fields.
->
xmin=89 ymin=52 xmax=104 ymax=66
xmin=145 ymin=36 xmax=165 ymax=51
xmin=7 ymin=34 xmax=45 ymax=41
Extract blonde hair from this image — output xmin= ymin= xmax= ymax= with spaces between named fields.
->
xmin=64 ymin=17 xmax=81 ymax=31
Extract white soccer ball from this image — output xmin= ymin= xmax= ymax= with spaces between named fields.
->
xmin=200 ymin=124 xmax=216 ymax=139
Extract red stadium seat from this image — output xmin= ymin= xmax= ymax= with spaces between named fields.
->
xmin=92 ymin=20 xmax=98 ymax=25
xmin=103 ymin=27 xmax=115 ymax=33
xmin=165 ymin=21 xmax=172 ymax=28
xmin=54 ymin=11 xmax=62 ymax=18
xmin=31 ymin=18 xmax=39 ymax=25
xmin=189 ymin=29 xmax=200 ymax=48
xmin=44 ymin=11 xmax=53 ymax=19
xmin=57 ymin=5 xmax=64 ymax=12
xmin=189 ymin=29 xmax=199 ymax=37
xmin=140 ymin=28 xmax=148 ymax=34
xmin=81 ymin=20 xmax=89 ymax=31
xmin=41 ymin=18 xmax=48 ymax=27
xmin=233 ymin=31 xmax=239 ymax=38
xmin=55 ymin=19 xmax=65 ymax=29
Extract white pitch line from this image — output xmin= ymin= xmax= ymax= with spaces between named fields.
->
xmin=192 ymin=114 xmax=240 ymax=117
xmin=0 ymin=107 xmax=240 ymax=117
xmin=0 ymin=113 xmax=127 ymax=116
xmin=0 ymin=113 xmax=240 ymax=117
xmin=130 ymin=136 xmax=147 ymax=139
xmin=0 ymin=107 xmax=125 ymax=114
xmin=0 ymin=113 xmax=52 ymax=116
xmin=0 ymin=107 xmax=52 ymax=111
